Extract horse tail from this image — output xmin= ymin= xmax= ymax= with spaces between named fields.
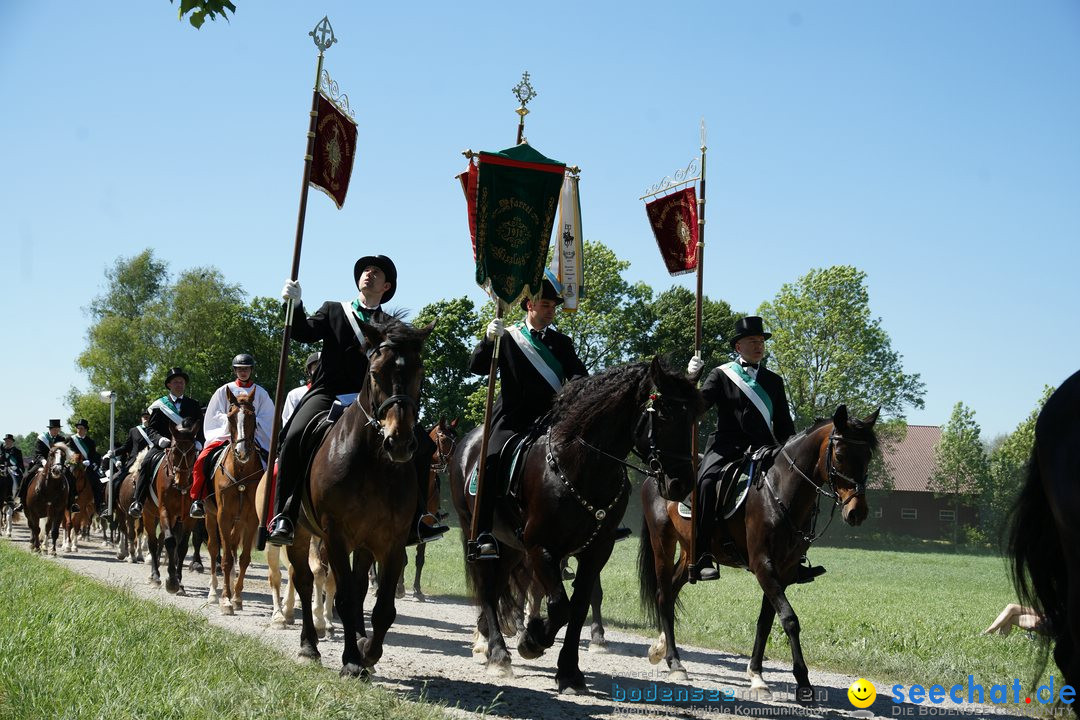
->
xmin=1007 ymin=443 xmax=1059 ymax=673
xmin=637 ymin=514 xmax=660 ymax=629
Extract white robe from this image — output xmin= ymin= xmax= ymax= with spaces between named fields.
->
xmin=281 ymin=384 xmax=310 ymax=426
xmin=203 ymin=381 xmax=275 ymax=449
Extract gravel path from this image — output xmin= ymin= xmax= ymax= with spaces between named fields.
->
xmin=3 ymin=523 xmax=1034 ymax=720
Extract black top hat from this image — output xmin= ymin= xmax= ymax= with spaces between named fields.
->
xmin=353 ymin=255 xmax=397 ymax=303
xmin=520 ymin=277 xmax=565 ymax=312
xmin=4 ymin=434 xmax=14 ymax=441
xmin=48 ymin=419 xmax=62 ymax=429
xmin=729 ymin=316 xmax=772 ymax=348
xmin=164 ymin=367 xmax=190 ymax=386
xmin=75 ymin=418 xmax=89 ymax=429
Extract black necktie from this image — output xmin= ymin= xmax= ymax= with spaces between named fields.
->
xmin=530 ymin=328 xmax=545 ymax=341
xmin=740 ymin=361 xmax=759 ymax=371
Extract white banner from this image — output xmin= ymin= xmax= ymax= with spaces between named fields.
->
xmin=549 ymin=174 xmax=584 ymax=311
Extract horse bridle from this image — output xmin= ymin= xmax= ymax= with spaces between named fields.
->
xmin=431 ymin=427 xmax=457 ymax=474
xmin=230 ymin=401 xmax=256 ymax=459
xmin=165 ymin=441 xmax=197 ymax=490
xmin=355 ymin=340 xmax=419 ymax=437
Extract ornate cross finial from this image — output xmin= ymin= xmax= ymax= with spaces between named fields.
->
xmin=512 ymin=71 xmax=537 ymax=116
xmin=310 ymin=16 xmax=337 ymax=52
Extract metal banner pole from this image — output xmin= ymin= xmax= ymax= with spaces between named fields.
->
xmin=688 ymin=120 xmax=706 ymax=583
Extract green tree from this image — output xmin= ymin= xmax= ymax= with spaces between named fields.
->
xmin=758 ymin=265 xmax=925 ymax=428
xmin=981 ymin=385 xmax=1055 ymax=543
xmin=171 ymin=0 xmax=236 ymax=28
xmin=413 ymin=297 xmax=483 ymax=431
xmin=627 ymin=285 xmax=739 ymax=371
xmin=930 ymin=402 xmax=989 ymax=545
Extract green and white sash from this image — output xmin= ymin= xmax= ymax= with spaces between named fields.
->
xmin=38 ymin=431 xmax=52 ymax=447
xmin=71 ymin=435 xmax=91 ymax=460
xmin=149 ymin=396 xmax=184 ymax=427
xmin=506 ymin=323 xmax=564 ymax=393
xmin=137 ymin=426 xmax=152 ymax=447
xmin=342 ymin=300 xmax=377 ymax=348
xmin=719 ymin=361 xmax=773 ymax=430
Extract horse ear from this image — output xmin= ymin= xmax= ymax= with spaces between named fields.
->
xmin=863 ymin=407 xmax=881 ymax=426
xmin=451 ymin=417 xmax=459 ymax=428
xmin=226 ymin=386 xmax=237 ymax=405
xmin=649 ymin=355 xmax=665 ymax=383
xmin=358 ymin=321 xmax=384 ymax=350
xmin=418 ymin=320 xmax=436 ymax=340
xmin=833 ymin=404 xmax=849 ymax=430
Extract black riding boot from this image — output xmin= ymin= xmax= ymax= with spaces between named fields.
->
xmin=267 ymin=464 xmax=298 ymax=547
xmin=90 ymin=472 xmax=107 ymax=517
xmin=66 ymin=475 xmax=80 ymax=513
xmin=469 ymin=456 xmax=500 ymax=561
xmin=129 ymin=451 xmax=159 ymax=515
xmin=693 ymin=476 xmax=720 ymax=582
xmin=409 ymin=471 xmax=448 ymax=545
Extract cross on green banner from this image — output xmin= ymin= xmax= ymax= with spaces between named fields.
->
xmin=461 ymin=144 xmax=566 ymax=306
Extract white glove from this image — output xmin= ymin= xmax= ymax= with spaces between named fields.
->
xmin=281 ymin=279 xmax=302 ymax=302
xmin=102 ymin=451 xmax=112 ymax=460
xmin=82 ymin=460 xmax=91 ymax=467
xmin=485 ymin=318 xmax=505 ymax=340
xmin=687 ymin=354 xmax=705 ymax=377
xmin=158 ymin=437 xmax=172 ymax=448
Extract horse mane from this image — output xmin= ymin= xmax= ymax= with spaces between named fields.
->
xmin=806 ymin=413 xmax=880 ymax=451
xmin=370 ymin=315 xmax=429 ymax=353
xmin=548 ymin=360 xmax=702 ymax=445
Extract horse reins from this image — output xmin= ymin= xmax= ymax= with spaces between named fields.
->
xmin=354 ymin=340 xmax=419 ymax=438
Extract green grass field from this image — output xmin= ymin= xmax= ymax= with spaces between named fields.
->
xmin=409 ymin=528 xmax=1049 ymax=693
xmin=0 ymin=542 xmax=453 ymax=720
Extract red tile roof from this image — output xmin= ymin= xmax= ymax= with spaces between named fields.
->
xmin=883 ymin=425 xmax=942 ymax=492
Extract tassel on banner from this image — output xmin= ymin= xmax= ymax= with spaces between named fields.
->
xmin=549 ymin=172 xmax=584 ymax=311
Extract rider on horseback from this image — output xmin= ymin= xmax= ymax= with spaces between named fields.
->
xmin=280 ymin=352 xmax=321 ymax=426
xmin=15 ymin=419 xmax=76 ymax=513
xmin=468 ymin=276 xmax=589 ymax=560
xmin=128 ymin=367 xmax=204 ymax=516
xmin=69 ymin=419 xmax=107 ymax=518
xmin=268 ymin=255 xmax=449 ymax=546
xmin=686 ymin=316 xmax=796 ymax=581
xmin=189 ymin=353 xmax=275 ymax=519
xmin=103 ymin=411 xmax=152 ymax=500
xmin=2 ymin=434 xmax=23 ymax=507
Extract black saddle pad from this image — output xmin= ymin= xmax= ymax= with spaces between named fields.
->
xmin=467 ymin=430 xmax=541 ymax=499
xmin=297 ymin=411 xmax=335 ymax=537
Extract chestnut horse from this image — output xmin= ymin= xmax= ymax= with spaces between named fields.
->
xmin=140 ymin=420 xmax=199 ymax=595
xmin=285 ymin=317 xmax=433 ymax=677
xmin=204 ymin=389 xmax=262 ymax=614
xmin=61 ymin=453 xmax=94 ymax=552
xmin=451 ymin=358 xmax=703 ymax=693
xmin=638 ymin=405 xmax=879 ymax=701
xmin=24 ymin=443 xmax=72 ymax=555
xmin=1010 ymin=369 xmax=1080 ymax=707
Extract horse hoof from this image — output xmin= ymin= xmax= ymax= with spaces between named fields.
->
xmin=165 ymin=580 xmax=179 ymax=594
xmin=557 ymin=678 xmax=588 ymax=695
xmin=316 ymin=626 xmax=327 ymax=639
xmin=298 ymin=644 xmax=320 ymax=661
xmin=271 ymin=616 xmax=285 ymax=629
xmin=486 ymin=662 xmax=513 ymax=679
xmin=588 ymin=639 xmax=608 ymax=654
xmin=667 ymin=669 xmax=689 ymax=682
xmin=340 ymin=663 xmax=363 ymax=678
xmin=220 ymin=603 xmax=234 ymax=616
xmin=517 ymin=636 xmax=545 ymax=660
xmin=189 ymin=560 xmax=204 ymax=573
xmin=232 ymin=600 xmax=243 ymax=611
xmin=414 ymin=591 xmax=426 ymax=603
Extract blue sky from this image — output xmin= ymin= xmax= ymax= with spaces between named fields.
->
xmin=1 ymin=1 xmax=1077 ymax=442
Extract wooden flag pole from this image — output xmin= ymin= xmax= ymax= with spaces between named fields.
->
xmin=688 ymin=120 xmax=707 ymax=582
xmin=257 ymin=17 xmax=336 ymax=550
xmin=467 ymin=72 xmax=537 ymax=561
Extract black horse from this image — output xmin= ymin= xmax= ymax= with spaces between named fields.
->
xmin=450 ymin=358 xmax=702 ymax=693
xmin=1010 ymin=369 xmax=1080 ymax=708
xmin=639 ymin=405 xmax=879 ymax=701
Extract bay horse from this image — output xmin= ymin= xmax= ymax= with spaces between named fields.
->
xmin=114 ymin=458 xmax=149 ymax=565
xmin=283 ymin=316 xmax=433 ymax=677
xmin=204 ymin=389 xmax=262 ymax=614
xmin=1010 ymin=368 xmax=1080 ymax=706
xmin=450 ymin=358 xmax=703 ymax=693
xmin=24 ymin=443 xmax=73 ymax=555
xmin=638 ymin=405 xmax=879 ymax=701
xmin=140 ymin=420 xmax=199 ymax=595
xmin=61 ymin=453 xmax=94 ymax=553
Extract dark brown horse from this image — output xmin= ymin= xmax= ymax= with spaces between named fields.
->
xmin=204 ymin=389 xmax=262 ymax=614
xmin=410 ymin=416 xmax=457 ymax=601
xmin=1010 ymin=369 xmax=1080 ymax=709
xmin=25 ymin=443 xmax=72 ymax=555
xmin=141 ymin=420 xmax=199 ymax=595
xmin=61 ymin=452 xmax=94 ymax=553
xmin=283 ymin=317 xmax=433 ymax=677
xmin=451 ymin=358 xmax=702 ymax=693
xmin=639 ymin=405 xmax=879 ymax=701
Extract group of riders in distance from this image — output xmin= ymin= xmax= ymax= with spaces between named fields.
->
xmin=4 ymin=252 xmax=892 ymax=699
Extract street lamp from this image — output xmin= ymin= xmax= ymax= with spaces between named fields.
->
xmin=97 ymin=390 xmax=116 ymax=517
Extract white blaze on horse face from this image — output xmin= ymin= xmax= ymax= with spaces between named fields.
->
xmin=236 ymin=407 xmax=247 ymax=444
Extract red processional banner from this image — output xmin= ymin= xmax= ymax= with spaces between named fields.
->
xmin=644 ymin=187 xmax=699 ymax=276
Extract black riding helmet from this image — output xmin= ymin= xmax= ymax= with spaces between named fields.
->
xmin=232 ymin=353 xmax=255 ymax=368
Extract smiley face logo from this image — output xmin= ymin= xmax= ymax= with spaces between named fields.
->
xmin=848 ymin=678 xmax=876 ymax=708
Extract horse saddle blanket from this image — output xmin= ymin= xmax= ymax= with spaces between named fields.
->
xmin=678 ymin=460 xmax=752 ymax=521
xmin=466 ymin=432 xmax=539 ymax=499
xmin=147 ymin=453 xmax=168 ymax=507
xmin=296 ymin=410 xmax=337 ymax=538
